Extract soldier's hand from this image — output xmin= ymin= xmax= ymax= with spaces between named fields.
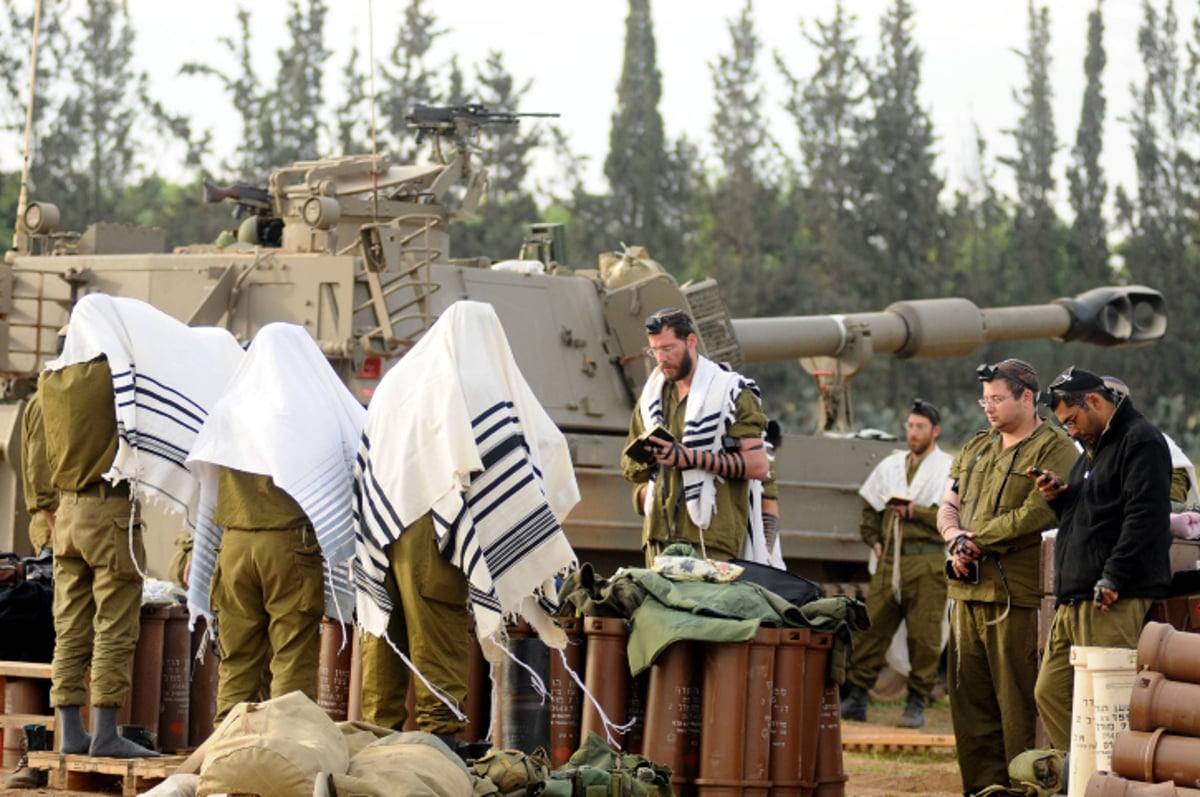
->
xmin=652 ymin=441 xmax=693 ymax=469
xmin=1093 ymin=579 xmax=1118 ymax=611
xmin=872 ymin=542 xmax=883 ymax=559
xmin=1029 ymin=467 xmax=1067 ymax=500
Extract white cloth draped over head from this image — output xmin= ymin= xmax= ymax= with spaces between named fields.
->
xmin=186 ymin=323 xmax=367 ymax=623
xmin=637 ymin=355 xmax=781 ymax=567
xmin=353 ymin=300 xmax=579 ymax=661
xmin=45 ymin=294 xmax=245 ymax=520
xmin=858 ymin=445 xmax=954 ymax=599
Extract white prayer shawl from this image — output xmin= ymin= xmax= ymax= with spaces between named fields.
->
xmin=638 ymin=355 xmax=777 ymax=565
xmin=186 ymin=324 xmax=367 ymax=624
xmin=1165 ymin=434 xmax=1200 ymax=505
xmin=858 ymin=445 xmax=954 ymax=599
xmin=45 ymin=294 xmax=244 ymax=521
xmin=354 ymin=301 xmax=579 ymax=661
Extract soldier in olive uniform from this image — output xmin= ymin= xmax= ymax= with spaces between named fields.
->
xmin=937 ymin=359 xmax=1078 ymax=795
xmin=842 ymin=399 xmax=954 ymax=729
xmin=41 ymin=356 xmax=160 ymax=758
xmin=21 ymin=391 xmax=56 ymax=554
xmin=210 ymin=466 xmax=323 ymax=723
xmin=358 ymin=511 xmax=470 ymax=746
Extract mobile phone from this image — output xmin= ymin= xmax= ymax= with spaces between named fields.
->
xmin=1029 ymin=467 xmax=1045 ymax=478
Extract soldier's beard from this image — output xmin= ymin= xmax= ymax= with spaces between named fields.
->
xmin=666 ymin=350 xmax=694 ymax=383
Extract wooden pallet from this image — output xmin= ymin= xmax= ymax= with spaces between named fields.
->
xmin=841 ymin=724 xmax=957 ymax=753
xmin=26 ymin=751 xmax=185 ymax=796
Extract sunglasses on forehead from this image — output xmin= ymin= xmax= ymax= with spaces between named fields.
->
xmin=644 ymin=307 xmax=693 ymax=335
xmin=976 ymin=362 xmax=1036 ymax=393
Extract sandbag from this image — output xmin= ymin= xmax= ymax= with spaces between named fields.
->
xmin=197 ymin=691 xmax=349 ymax=797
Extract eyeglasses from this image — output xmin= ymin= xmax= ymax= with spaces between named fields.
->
xmin=645 ymin=342 xmax=683 ymax=359
xmin=976 ymin=362 xmax=1037 ymax=393
xmin=977 ymin=395 xmax=1014 ymax=408
xmin=644 ymin=307 xmax=692 ymax=335
xmin=1056 ymin=407 xmax=1083 ymax=430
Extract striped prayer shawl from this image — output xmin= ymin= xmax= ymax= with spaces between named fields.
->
xmin=45 ymin=294 xmax=245 ymax=523
xmin=186 ymin=323 xmax=365 ymax=622
xmin=638 ymin=354 xmax=761 ymax=530
xmin=353 ymin=300 xmax=579 ymax=660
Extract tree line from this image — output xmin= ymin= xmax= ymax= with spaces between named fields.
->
xmin=1 ymin=0 xmax=1198 ymax=455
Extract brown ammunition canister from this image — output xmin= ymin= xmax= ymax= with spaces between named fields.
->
xmin=130 ymin=605 xmax=170 ymax=745
xmin=744 ymin=627 xmax=779 ymax=796
xmin=187 ymin=623 xmax=220 ymax=745
xmin=643 ymin=640 xmax=702 ymax=797
xmin=813 ymin=679 xmax=847 ymax=797
xmin=1085 ymin=771 xmax=1200 ymax=796
xmin=580 ymin=616 xmax=630 ymax=744
xmin=548 ymin=617 xmax=585 ymax=766
xmin=316 ymin=619 xmax=354 ymax=722
xmin=1129 ymin=670 xmax=1200 ymax=735
xmin=1138 ymin=622 xmax=1200 ymax=684
xmin=625 ymin=669 xmax=649 ymax=755
xmin=800 ymin=633 xmax=834 ymax=793
xmin=158 ymin=605 xmax=191 ymax=753
xmin=769 ymin=628 xmax=811 ymax=797
xmin=1111 ymin=728 xmax=1200 ymax=786
xmin=695 ymin=640 xmax=752 ymax=796
xmin=499 ymin=620 xmax=551 ymax=754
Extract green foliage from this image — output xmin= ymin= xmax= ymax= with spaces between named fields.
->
xmin=1066 ymin=2 xmax=1109 ymax=292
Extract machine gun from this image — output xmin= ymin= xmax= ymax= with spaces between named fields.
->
xmin=406 ymin=104 xmax=559 ymax=148
xmin=203 ymin=179 xmax=272 ymax=219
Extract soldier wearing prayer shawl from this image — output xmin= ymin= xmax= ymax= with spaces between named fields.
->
xmin=622 ymin=308 xmax=770 ymax=565
xmin=841 ymin=398 xmax=953 ymax=729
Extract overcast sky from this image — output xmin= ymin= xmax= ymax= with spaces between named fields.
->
xmin=3 ymin=0 xmax=1185 ymax=215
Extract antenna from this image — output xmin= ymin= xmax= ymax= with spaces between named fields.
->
xmin=13 ymin=0 xmax=44 ymax=254
xmin=368 ymin=0 xmax=379 ymax=222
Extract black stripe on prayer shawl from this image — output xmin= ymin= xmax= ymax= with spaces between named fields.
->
xmin=352 ymin=557 xmax=392 ymax=613
xmin=469 ymin=583 xmax=502 ymax=614
xmin=357 ymin=460 xmax=406 ymax=546
xmin=485 ymin=505 xmax=559 ymax=580
xmin=113 ymin=368 xmax=210 ymax=418
xmin=479 ymin=433 xmax=524 ymax=471
xmin=118 ymin=430 xmax=189 ymax=470
xmin=118 ymin=385 xmax=207 ymax=431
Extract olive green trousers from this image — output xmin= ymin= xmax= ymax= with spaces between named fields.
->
xmin=359 ymin=514 xmax=470 ymax=735
xmin=847 ymin=550 xmax=948 ymax=698
xmin=212 ymin=526 xmax=323 ymax=723
xmin=1034 ymin=598 xmax=1152 ymax=752
xmin=947 ymin=600 xmax=1040 ymax=795
xmin=50 ymin=491 xmax=144 ymax=708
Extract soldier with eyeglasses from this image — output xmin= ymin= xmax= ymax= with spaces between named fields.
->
xmin=621 ymin=308 xmax=770 ymax=565
xmin=936 ymin=358 xmax=1077 ymax=795
xmin=1030 ymin=367 xmax=1172 ymax=754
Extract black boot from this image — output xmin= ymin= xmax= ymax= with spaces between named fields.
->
xmin=840 ymin=683 xmax=869 ymax=722
xmin=898 ymin=689 xmax=925 ymax=729
xmin=88 ymin=707 xmax=161 ymax=758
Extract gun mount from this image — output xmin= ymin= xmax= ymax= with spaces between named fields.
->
xmin=1 ymin=106 xmax=1170 ymax=582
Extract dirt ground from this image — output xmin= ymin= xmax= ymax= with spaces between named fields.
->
xmin=842 ymin=694 xmax=963 ymax=797
xmin=0 ymin=697 xmax=965 ymax=797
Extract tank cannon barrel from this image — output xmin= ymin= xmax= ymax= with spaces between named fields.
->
xmin=731 ymin=286 xmax=1167 ymax=363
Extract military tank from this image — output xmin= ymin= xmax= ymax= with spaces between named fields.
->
xmin=0 ymin=105 xmax=1169 ymax=580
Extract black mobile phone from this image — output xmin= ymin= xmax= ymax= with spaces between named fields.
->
xmin=1029 ymin=467 xmax=1045 ymax=478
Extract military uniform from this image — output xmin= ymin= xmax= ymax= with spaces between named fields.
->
xmin=21 ymin=392 xmax=56 ymax=553
xmin=623 ymin=387 xmax=767 ymax=563
xmin=41 ymin=358 xmax=146 ymax=709
xmin=847 ymin=456 xmax=949 ymax=700
xmin=946 ymin=421 xmax=1078 ymax=794
xmin=359 ymin=512 xmax=470 ymax=734
xmin=210 ymin=467 xmax=322 ymax=723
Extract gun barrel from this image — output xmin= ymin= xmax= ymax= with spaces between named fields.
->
xmin=203 ymin=179 xmax=270 ymax=209
xmin=732 ymin=286 xmax=1167 ymax=363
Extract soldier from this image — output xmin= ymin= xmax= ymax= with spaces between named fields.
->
xmin=40 ymin=354 xmax=159 ymax=758
xmin=842 ymin=399 xmax=954 ymax=729
xmin=622 ymin=308 xmax=770 ymax=564
xmin=21 ymin=390 xmax=55 ymax=554
xmin=1032 ymin=368 xmax=1172 ymax=752
xmin=937 ymin=359 xmax=1078 ymax=794
xmin=185 ymin=323 xmax=364 ymax=724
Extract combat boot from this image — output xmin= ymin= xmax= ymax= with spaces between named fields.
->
xmin=898 ymin=689 xmax=925 ymax=729
xmin=4 ymin=734 xmax=47 ymax=789
xmin=840 ymin=683 xmax=869 ymax=722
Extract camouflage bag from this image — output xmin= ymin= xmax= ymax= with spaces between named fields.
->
xmin=470 ymin=747 xmax=552 ymax=796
